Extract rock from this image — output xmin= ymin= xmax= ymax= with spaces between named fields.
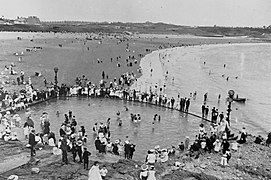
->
xmin=200 ymin=164 xmax=207 ymax=169
xmin=31 ymin=167 xmax=40 ymax=174
xmin=7 ymin=175 xmax=19 ymax=180
xmin=110 ymin=173 xmax=135 ymax=180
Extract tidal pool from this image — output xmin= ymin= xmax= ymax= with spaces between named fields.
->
xmin=19 ymin=97 xmax=203 ymax=161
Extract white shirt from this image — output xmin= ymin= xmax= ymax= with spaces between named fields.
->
xmin=147 ymin=170 xmax=156 ymax=180
xmin=99 ymin=168 xmax=108 ymax=177
xmin=147 ymin=153 xmax=156 ymax=164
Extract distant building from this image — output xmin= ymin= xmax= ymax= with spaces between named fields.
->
xmin=14 ymin=16 xmax=41 ymax=25
xmin=14 ymin=17 xmax=26 ymax=24
xmin=26 ymin=16 xmax=41 ymax=25
xmin=0 ymin=18 xmax=5 ymax=24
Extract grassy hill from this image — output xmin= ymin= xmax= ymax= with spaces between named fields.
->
xmin=0 ymin=22 xmax=271 ymax=38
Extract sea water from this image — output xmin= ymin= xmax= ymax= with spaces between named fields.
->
xmin=142 ymin=43 xmax=271 ymax=136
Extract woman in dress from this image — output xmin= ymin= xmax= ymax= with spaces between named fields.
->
xmin=88 ymin=161 xmax=102 ymax=180
xmin=147 ymin=166 xmax=156 ymax=180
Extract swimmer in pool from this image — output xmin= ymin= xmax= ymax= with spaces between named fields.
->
xmin=56 ymin=111 xmax=60 ymax=117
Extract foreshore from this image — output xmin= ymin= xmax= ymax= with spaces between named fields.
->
xmin=0 ymin=32 xmax=270 ymax=180
xmin=1 ymin=134 xmax=271 ymax=180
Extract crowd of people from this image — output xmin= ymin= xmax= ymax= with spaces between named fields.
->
xmin=136 ymin=111 xmax=271 ymax=180
xmin=92 ymin=120 xmax=136 ymax=160
xmin=1 ymin=33 xmax=271 ymax=180
xmin=0 ymin=75 xmax=57 ymax=113
xmin=8 ymin=108 xmax=111 ymax=179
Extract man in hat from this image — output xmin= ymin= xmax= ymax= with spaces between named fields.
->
xmin=29 ymin=129 xmax=36 ymax=157
xmin=124 ymin=140 xmax=131 ymax=159
xmin=129 ymin=144 xmax=136 ymax=159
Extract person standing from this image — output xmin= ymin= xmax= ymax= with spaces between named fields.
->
xmin=43 ymin=119 xmax=50 ymax=135
xmin=17 ymin=77 xmax=20 ymax=85
xmin=83 ymin=147 xmax=91 ymax=169
xmin=43 ymin=77 xmax=47 ymax=87
xmin=203 ymin=93 xmax=208 ymax=102
xmin=88 ymin=161 xmax=102 ymax=180
xmin=184 ymin=136 xmax=190 ymax=150
xmin=129 ymin=144 xmax=136 ymax=159
xmin=77 ymin=140 xmax=83 ymax=163
xmin=95 ymin=137 xmax=102 ymax=153
xmin=219 ymin=112 xmax=224 ymax=123
xmin=124 ymin=141 xmax=130 ymax=159
xmin=170 ymin=97 xmax=175 ymax=109
xmin=185 ymin=99 xmax=190 ymax=112
xmin=23 ymin=121 xmax=30 ymax=140
xmin=60 ymin=136 xmax=68 ymax=164
xmin=29 ymin=129 xmax=36 ymax=157
xmin=205 ymin=106 xmax=209 ymax=118
xmin=99 ymin=165 xmax=108 ymax=180
xmin=147 ymin=166 xmax=156 ymax=180
xmin=71 ymin=142 xmax=77 ymax=162
xmin=201 ymin=104 xmax=205 ymax=117
xmin=140 ymin=164 xmax=149 ymax=180
xmin=20 ymin=70 xmax=24 ymax=83
xmin=266 ymin=132 xmax=271 ymax=147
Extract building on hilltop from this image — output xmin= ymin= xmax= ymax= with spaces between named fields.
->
xmin=14 ymin=17 xmax=26 ymax=24
xmin=26 ymin=16 xmax=41 ymax=25
xmin=0 ymin=18 xmax=13 ymax=25
xmin=0 ymin=18 xmax=5 ymax=25
xmin=14 ymin=16 xmax=41 ymax=25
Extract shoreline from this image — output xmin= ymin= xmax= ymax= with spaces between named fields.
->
xmin=132 ymin=42 xmax=271 ymax=135
xmin=0 ymin=31 xmax=271 ymax=179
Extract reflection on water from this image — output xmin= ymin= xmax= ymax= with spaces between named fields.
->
xmin=18 ymin=97 xmax=202 ymax=161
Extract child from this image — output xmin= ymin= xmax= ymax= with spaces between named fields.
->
xmin=83 ymin=147 xmax=91 ymax=169
xmin=99 ymin=165 xmax=108 ymax=179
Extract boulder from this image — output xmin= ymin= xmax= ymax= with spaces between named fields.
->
xmin=31 ymin=167 xmax=40 ymax=174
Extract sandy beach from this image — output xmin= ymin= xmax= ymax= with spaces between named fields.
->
xmin=0 ymin=32 xmax=270 ymax=180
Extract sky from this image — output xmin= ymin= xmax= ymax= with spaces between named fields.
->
xmin=1 ymin=0 xmax=271 ymax=27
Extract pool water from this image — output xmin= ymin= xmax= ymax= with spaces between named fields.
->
xmin=18 ymin=97 xmax=203 ymax=161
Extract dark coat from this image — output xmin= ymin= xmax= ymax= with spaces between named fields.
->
xmin=83 ymin=151 xmax=91 ymax=160
xmin=94 ymin=139 xmax=101 ymax=151
xmin=59 ymin=128 xmax=66 ymax=137
xmin=44 ymin=121 xmax=50 ymax=134
xmin=29 ymin=132 xmax=36 ymax=146
xmin=60 ymin=138 xmax=68 ymax=151
xmin=266 ymin=133 xmax=271 ymax=145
